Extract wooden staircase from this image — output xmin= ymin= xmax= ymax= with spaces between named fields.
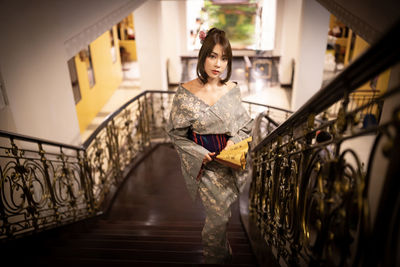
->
xmin=2 ymin=144 xmax=258 ymax=266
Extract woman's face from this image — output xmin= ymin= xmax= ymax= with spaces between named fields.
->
xmin=204 ymin=43 xmax=228 ymax=80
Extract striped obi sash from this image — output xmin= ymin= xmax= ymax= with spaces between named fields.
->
xmin=188 ymin=129 xmax=228 ymax=153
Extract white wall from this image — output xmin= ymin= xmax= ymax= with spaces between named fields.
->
xmin=134 ymin=0 xmax=187 ymax=89
xmin=0 ymin=1 xmax=80 ymax=145
xmin=273 ymin=0 xmax=284 ymax=57
xmin=161 ymin=1 xmax=187 ymax=84
xmin=134 ymin=1 xmax=167 ymax=90
xmin=258 ymin=0 xmax=277 ymax=51
xmin=291 ymin=0 xmax=330 ymax=110
xmin=0 ymin=0 xmax=145 ymax=145
xmin=277 ymin=0 xmax=303 ymax=85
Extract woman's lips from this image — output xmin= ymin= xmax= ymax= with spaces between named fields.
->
xmin=211 ymin=70 xmax=219 ymax=75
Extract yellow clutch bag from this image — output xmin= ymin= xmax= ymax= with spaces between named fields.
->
xmin=216 ymin=137 xmax=252 ymax=170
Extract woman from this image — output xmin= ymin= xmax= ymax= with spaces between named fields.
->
xmin=167 ymin=28 xmax=253 ymax=263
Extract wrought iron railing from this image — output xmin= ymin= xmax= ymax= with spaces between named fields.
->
xmin=243 ymin=101 xmax=293 ymax=146
xmin=0 ymin=131 xmax=91 ymax=239
xmin=248 ymin=21 xmax=400 ymax=266
xmin=0 ymin=89 xmax=289 ymax=240
xmin=0 ymin=91 xmax=175 ymax=240
xmin=327 ymin=89 xmax=383 ymax=126
xmin=82 ymin=90 xmax=175 ymax=212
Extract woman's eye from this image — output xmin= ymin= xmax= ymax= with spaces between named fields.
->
xmin=209 ymin=55 xmax=215 ymax=59
xmin=222 ymin=58 xmax=228 ymax=61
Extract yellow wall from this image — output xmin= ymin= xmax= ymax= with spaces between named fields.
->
xmin=119 ymin=14 xmax=135 ymax=40
xmin=119 ymin=40 xmax=137 ymax=61
xmin=75 ymin=26 xmax=123 ymax=133
xmin=118 ymin=14 xmax=137 ymax=61
xmin=351 ymin=35 xmax=391 ymax=94
xmin=349 ymin=35 xmax=391 ymax=117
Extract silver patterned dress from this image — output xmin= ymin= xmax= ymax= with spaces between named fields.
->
xmin=167 ymin=83 xmax=253 ymax=263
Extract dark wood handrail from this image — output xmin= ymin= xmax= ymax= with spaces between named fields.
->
xmin=254 ymin=19 xmax=400 ymax=152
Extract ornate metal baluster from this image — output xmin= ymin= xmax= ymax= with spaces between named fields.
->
xmin=145 ymin=94 xmax=151 ymax=144
xmin=77 ymin=149 xmax=94 ymax=214
xmin=150 ymin=93 xmax=155 ymax=126
xmin=92 ymin=137 xmax=105 ymax=208
xmin=11 ymin=139 xmax=38 ymax=235
xmin=160 ymin=93 xmax=166 ymax=125
xmin=141 ymin=94 xmax=147 ymax=142
xmin=108 ymin=120 xmax=122 ymax=184
xmin=0 ymin=149 xmax=7 ymax=236
xmin=128 ymin=108 xmax=135 ymax=159
xmin=59 ymin=147 xmax=79 ymax=220
xmin=38 ymin=143 xmax=60 ymax=224
xmin=137 ymin=98 xmax=143 ymax=149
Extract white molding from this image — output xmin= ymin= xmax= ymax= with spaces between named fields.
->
xmin=64 ymin=0 xmax=146 ymax=59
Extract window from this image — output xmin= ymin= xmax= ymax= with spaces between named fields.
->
xmin=187 ymin=0 xmax=276 ymax=51
xmin=67 ymin=57 xmax=82 ymax=104
xmin=204 ymin=0 xmax=258 ymax=49
xmin=110 ymin=29 xmax=117 ymax=63
xmin=79 ymin=46 xmax=96 ymax=88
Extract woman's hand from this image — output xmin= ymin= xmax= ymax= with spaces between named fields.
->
xmin=202 ymin=152 xmax=215 ymax=164
xmin=225 ymin=140 xmax=234 ymax=148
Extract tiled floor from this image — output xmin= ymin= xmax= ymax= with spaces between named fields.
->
xmin=81 ymin=61 xmax=292 ymax=143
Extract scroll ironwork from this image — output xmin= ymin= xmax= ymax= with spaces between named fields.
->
xmin=248 ymin=21 xmax=400 ymax=266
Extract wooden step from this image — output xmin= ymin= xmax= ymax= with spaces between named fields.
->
xmin=44 ymin=247 xmax=257 ymax=265
xmin=45 ymin=238 xmax=253 ymax=254
xmin=94 ymin=220 xmax=245 ymax=231
xmin=66 ymin=232 xmax=250 ymax=245
xmin=38 ymin=257 xmax=257 ymax=267
xmin=80 ymin=229 xmax=247 ymax=240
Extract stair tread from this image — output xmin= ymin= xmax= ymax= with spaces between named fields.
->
xmin=46 ymin=238 xmax=253 ymax=253
xmin=65 ymin=233 xmax=249 ymax=244
xmin=93 ymin=221 xmax=244 ymax=231
xmin=81 ymin=229 xmax=246 ymax=237
xmin=39 ymin=257 xmax=257 ymax=266
xmin=97 ymin=219 xmax=242 ymax=225
xmin=45 ymin=247 xmax=257 ymax=264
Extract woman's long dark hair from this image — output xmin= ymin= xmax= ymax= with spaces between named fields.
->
xmin=196 ymin=28 xmax=232 ymax=84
